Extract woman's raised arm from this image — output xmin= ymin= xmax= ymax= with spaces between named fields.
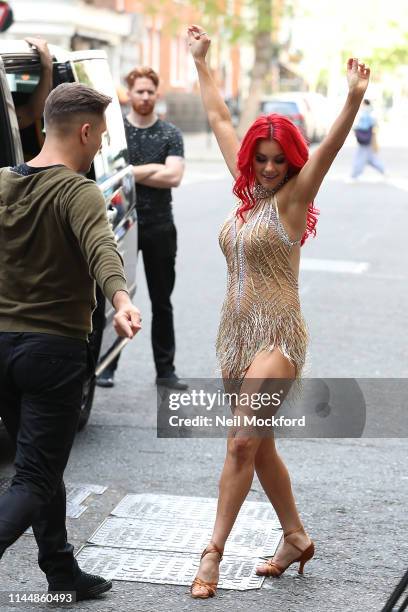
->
xmin=188 ymin=25 xmax=240 ymax=178
xmin=290 ymin=58 xmax=370 ymax=209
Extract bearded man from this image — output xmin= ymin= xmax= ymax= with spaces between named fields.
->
xmin=97 ymin=67 xmax=187 ymax=390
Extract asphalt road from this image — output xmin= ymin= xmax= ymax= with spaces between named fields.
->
xmin=0 ymin=142 xmax=407 ymax=612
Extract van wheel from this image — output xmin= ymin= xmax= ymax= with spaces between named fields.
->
xmin=78 ymin=375 xmax=96 ymax=431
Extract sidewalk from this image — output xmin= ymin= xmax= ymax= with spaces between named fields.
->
xmin=183 ymin=121 xmax=408 ymax=164
xmin=183 ymin=131 xmax=408 ymax=194
xmin=184 ymin=131 xmax=224 ymax=162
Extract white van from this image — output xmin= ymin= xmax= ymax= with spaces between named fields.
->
xmin=0 ymin=41 xmax=138 ymax=429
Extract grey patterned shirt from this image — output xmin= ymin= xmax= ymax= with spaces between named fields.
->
xmin=124 ymin=118 xmax=184 ymax=226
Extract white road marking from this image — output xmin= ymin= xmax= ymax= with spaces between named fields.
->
xmin=300 ymin=258 xmax=370 ymax=274
xmin=387 ymin=178 xmax=408 ymax=192
xmin=366 ymin=272 xmax=406 ymax=281
xmin=327 ymin=173 xmax=408 ymax=191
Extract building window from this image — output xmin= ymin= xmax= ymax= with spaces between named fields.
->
xmin=142 ymin=27 xmax=150 ymax=65
xmin=143 ymin=27 xmax=160 ymax=71
xmin=152 ymin=29 xmax=161 ymax=72
xmin=170 ymin=35 xmax=187 ymax=87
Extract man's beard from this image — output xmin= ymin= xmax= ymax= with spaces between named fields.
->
xmin=133 ymin=101 xmax=155 ymax=116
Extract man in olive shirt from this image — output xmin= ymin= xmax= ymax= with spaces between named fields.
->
xmin=0 ymin=83 xmax=141 ymax=601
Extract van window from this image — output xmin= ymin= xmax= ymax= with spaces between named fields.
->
xmin=0 ymin=64 xmax=24 ymax=166
xmin=71 ymin=59 xmax=128 ymax=184
xmin=4 ymin=65 xmax=45 ymax=160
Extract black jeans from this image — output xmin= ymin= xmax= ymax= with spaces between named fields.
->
xmin=110 ymin=220 xmax=177 ymax=378
xmin=0 ymin=332 xmax=88 ymax=582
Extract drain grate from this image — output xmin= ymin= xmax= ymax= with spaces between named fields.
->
xmin=76 ymin=493 xmax=282 ymax=590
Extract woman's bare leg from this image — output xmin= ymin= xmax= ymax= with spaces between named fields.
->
xmin=191 ymin=361 xmax=271 ymax=596
xmin=246 ymin=351 xmax=312 ymax=571
xmin=192 ymin=348 xmax=305 ymax=595
xmin=254 ymin=437 xmax=312 ymax=571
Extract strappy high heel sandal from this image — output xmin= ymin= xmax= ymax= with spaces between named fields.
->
xmin=190 ymin=542 xmax=224 ymax=599
xmin=256 ymin=526 xmax=315 ymax=577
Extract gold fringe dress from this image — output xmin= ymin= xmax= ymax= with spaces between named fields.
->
xmin=216 ymin=194 xmax=308 ymax=380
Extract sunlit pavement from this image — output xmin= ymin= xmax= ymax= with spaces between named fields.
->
xmin=183 ymin=123 xmax=408 ymax=164
xmin=0 ymin=143 xmax=407 ymax=611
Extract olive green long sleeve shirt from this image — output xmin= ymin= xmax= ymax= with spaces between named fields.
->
xmin=0 ymin=165 xmax=128 ymax=339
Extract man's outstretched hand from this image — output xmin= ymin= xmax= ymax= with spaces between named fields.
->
xmin=112 ymin=290 xmax=142 ymax=339
xmin=24 ymin=37 xmax=53 ymax=71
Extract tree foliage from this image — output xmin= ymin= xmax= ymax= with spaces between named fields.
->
xmin=189 ymin=0 xmax=280 ymax=43
xmin=339 ymin=21 xmax=408 ymax=79
xmin=187 ymin=0 xmax=281 ymax=132
xmin=147 ymin=0 xmax=284 ymax=132
xmin=367 ymin=34 xmax=408 ymax=74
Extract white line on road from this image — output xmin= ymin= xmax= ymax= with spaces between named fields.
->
xmin=300 ymin=258 xmax=370 ymax=274
xmin=326 ymin=174 xmax=408 ymax=191
xmin=387 ymin=178 xmax=408 ymax=192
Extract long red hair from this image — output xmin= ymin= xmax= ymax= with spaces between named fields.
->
xmin=233 ymin=114 xmax=319 ymax=246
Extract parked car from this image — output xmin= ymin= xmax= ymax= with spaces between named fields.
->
xmin=290 ymin=92 xmax=330 ymax=142
xmin=260 ymin=95 xmax=314 ymax=143
xmin=260 ymin=92 xmax=330 ymax=143
xmin=0 ymin=41 xmax=138 ymax=429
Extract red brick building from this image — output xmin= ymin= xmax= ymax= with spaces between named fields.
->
xmin=81 ymin=0 xmax=240 ymax=128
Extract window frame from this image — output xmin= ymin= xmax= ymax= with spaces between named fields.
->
xmin=0 ymin=55 xmax=24 ymax=167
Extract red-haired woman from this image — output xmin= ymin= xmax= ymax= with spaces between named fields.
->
xmin=187 ymin=24 xmax=370 ymax=599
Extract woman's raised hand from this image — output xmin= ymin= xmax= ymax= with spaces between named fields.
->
xmin=346 ymin=57 xmax=370 ymax=97
xmin=187 ymin=25 xmax=211 ymax=61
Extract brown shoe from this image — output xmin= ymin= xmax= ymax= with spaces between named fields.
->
xmin=190 ymin=542 xmax=223 ymax=599
xmin=256 ymin=526 xmax=315 ymax=577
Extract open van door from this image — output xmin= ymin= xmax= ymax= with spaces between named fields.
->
xmin=0 ymin=54 xmax=23 ymax=166
xmin=0 ymin=42 xmax=138 ymax=430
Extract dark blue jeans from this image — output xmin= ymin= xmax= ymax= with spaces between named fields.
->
xmin=0 ymin=332 xmax=88 ymax=582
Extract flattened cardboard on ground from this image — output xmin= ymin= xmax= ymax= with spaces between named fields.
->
xmin=76 ymin=545 xmax=266 ymax=590
xmin=0 ymin=478 xmax=106 ymax=509
xmin=88 ymin=515 xmax=282 ymax=558
xmin=111 ymin=493 xmax=279 ymax=525
xmin=0 ymin=479 xmax=107 ymax=529
xmin=78 ymin=493 xmax=282 ymax=589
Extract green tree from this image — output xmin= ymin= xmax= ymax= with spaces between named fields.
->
xmin=339 ymin=21 xmax=408 ymax=79
xmin=143 ymin=0 xmax=293 ymax=136
xmin=192 ymin=0 xmax=283 ymax=135
xmin=368 ymin=34 xmax=408 ymax=75
xmin=235 ymin=0 xmax=274 ymax=135
xmin=150 ymin=0 xmax=285 ymax=136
